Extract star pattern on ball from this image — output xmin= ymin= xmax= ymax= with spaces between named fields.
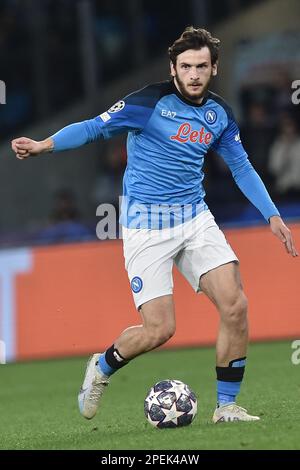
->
xmin=170 ymin=381 xmax=187 ymax=396
xmin=147 ymin=392 xmax=162 ymax=408
xmin=189 ymin=396 xmax=198 ymax=417
xmin=145 ymin=379 xmax=198 ymax=428
xmin=161 ymin=401 xmax=186 ymax=425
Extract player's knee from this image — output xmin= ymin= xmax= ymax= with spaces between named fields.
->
xmin=221 ymin=292 xmax=248 ymax=329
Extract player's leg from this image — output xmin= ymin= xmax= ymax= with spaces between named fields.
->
xmin=175 ymin=210 xmax=259 ymax=422
xmin=115 ymin=294 xmax=176 ymax=358
xmin=78 ymin=226 xmax=181 ymax=419
xmin=199 ymin=262 xmax=259 ymax=422
xmin=200 ymin=261 xmax=248 ymax=367
xmin=78 ymin=295 xmax=175 ymax=419
xmin=97 ymin=294 xmax=175 ymax=378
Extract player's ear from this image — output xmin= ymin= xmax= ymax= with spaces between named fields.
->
xmin=170 ymin=61 xmax=176 ymax=78
xmin=212 ymin=61 xmax=218 ymax=77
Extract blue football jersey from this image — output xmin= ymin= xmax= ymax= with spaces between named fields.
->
xmin=52 ymin=80 xmax=279 ymax=228
xmin=92 ymin=81 xmax=246 ymax=228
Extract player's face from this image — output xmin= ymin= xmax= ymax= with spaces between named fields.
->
xmin=170 ymin=47 xmax=217 ymax=104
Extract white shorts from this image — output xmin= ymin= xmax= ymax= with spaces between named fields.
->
xmin=122 ymin=210 xmax=238 ymax=309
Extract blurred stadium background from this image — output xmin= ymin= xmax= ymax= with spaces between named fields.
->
xmin=0 ymin=0 xmax=300 ymax=450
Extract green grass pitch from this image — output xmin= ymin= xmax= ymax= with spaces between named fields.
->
xmin=0 ymin=341 xmax=299 ymax=450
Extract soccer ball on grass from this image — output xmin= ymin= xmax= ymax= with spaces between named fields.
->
xmin=144 ymin=379 xmax=197 ymax=428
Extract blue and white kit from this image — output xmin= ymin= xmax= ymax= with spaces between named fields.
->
xmin=51 ymin=80 xmax=280 ymax=308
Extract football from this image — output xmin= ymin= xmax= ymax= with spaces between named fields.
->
xmin=144 ymin=379 xmax=197 ymax=428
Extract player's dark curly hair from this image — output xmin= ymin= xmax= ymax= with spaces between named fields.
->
xmin=168 ymin=27 xmax=220 ymax=65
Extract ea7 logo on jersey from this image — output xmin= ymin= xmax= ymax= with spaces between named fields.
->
xmin=235 ymin=133 xmax=241 ymax=143
xmin=161 ymin=109 xmax=177 ymax=118
xmin=108 ymin=100 xmax=125 ymax=113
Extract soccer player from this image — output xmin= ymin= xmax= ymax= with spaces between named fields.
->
xmin=11 ymin=27 xmax=298 ymax=423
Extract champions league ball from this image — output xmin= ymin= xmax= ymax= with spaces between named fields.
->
xmin=144 ymin=379 xmax=197 ymax=428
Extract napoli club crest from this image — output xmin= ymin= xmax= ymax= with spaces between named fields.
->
xmin=131 ymin=276 xmax=143 ymax=293
xmin=204 ymin=109 xmax=217 ymax=124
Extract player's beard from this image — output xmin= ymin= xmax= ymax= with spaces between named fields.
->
xmin=174 ymin=73 xmax=212 ymax=104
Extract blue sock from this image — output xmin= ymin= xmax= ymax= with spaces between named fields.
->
xmin=217 ymin=380 xmax=241 ymax=406
xmin=97 ymin=345 xmax=129 ymax=377
xmin=97 ymin=353 xmax=116 ymax=377
xmin=216 ymin=357 xmax=246 ymax=407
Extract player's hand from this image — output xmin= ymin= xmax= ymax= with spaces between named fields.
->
xmin=269 ymin=215 xmax=298 ymax=257
xmin=11 ymin=137 xmax=53 ymax=160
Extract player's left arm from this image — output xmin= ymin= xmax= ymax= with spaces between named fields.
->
xmin=213 ymin=113 xmax=298 ymax=257
xmin=268 ymin=215 xmax=298 ymax=257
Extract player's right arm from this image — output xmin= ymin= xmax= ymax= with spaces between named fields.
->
xmin=11 ymin=136 xmax=54 ymax=159
xmin=11 ymin=85 xmax=159 ymax=160
xmin=11 ymin=117 xmax=104 ymax=159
